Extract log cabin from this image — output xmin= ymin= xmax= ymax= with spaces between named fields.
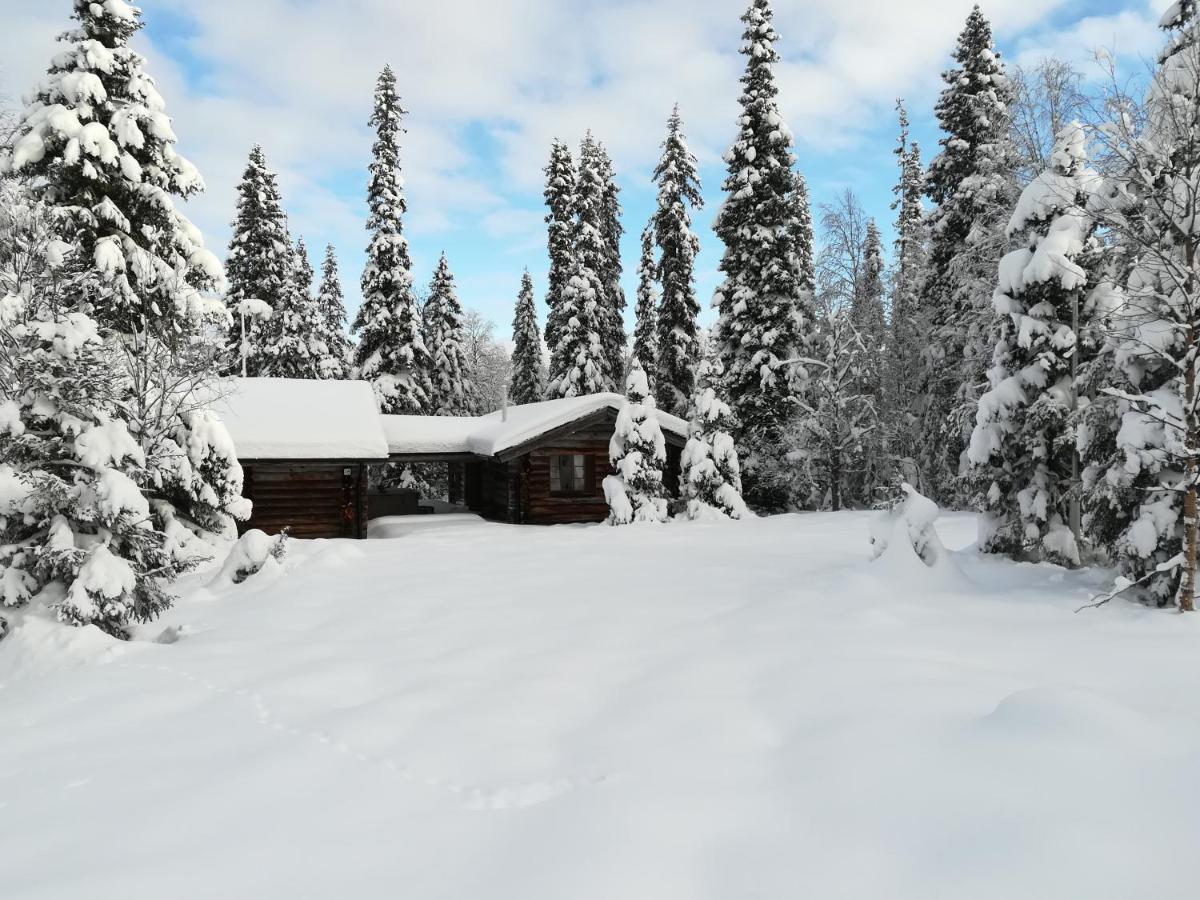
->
xmin=381 ymin=394 xmax=688 ymax=525
xmin=215 ymin=380 xmax=689 ymax=534
xmin=213 ymin=378 xmax=389 ymax=539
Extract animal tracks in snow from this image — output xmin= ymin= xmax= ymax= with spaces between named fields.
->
xmin=120 ymin=659 xmax=610 ymax=812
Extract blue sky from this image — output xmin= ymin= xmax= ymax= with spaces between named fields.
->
xmin=0 ymin=0 xmax=1168 ymax=342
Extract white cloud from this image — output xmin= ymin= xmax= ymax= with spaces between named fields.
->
xmin=0 ymin=0 xmax=1157 ymax=329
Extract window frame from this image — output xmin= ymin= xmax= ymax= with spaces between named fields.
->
xmin=549 ymin=452 xmax=590 ymax=497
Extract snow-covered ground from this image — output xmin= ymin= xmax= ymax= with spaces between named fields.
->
xmin=2 ymin=512 xmax=1198 ymax=899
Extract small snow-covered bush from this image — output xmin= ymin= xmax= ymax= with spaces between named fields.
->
xmin=681 ymin=358 xmax=748 ymax=520
xmin=604 ymin=359 xmax=669 ymax=525
xmin=215 ymin=529 xmax=288 ymax=585
xmin=869 ymin=483 xmax=946 ymax=568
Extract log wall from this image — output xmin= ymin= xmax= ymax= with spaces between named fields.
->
xmin=240 ymin=462 xmax=368 ymax=539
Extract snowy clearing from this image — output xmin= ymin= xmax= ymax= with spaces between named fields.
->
xmin=2 ymin=512 xmax=1199 ymax=899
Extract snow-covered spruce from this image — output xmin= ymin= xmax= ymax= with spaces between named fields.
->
xmin=258 ymin=236 xmax=327 ymax=380
xmin=1080 ymin=3 xmax=1200 ymax=608
xmin=422 ymin=253 xmax=477 ymax=416
xmin=712 ymin=0 xmax=815 ymax=512
xmin=0 ymin=291 xmax=234 ymax=637
xmin=604 ymin=359 xmax=670 ymax=524
xmin=968 ymin=123 xmax=1103 ymax=567
xmin=509 ymin=270 xmax=546 ymax=405
xmin=915 ymin=5 xmax=1020 ymax=504
xmin=224 ymin=145 xmax=291 ymax=376
xmin=549 ymin=134 xmax=614 ymax=398
xmin=632 ymin=222 xmax=659 ymax=390
xmin=1 ymin=0 xmax=225 ymax=336
xmin=652 ymin=105 xmax=704 ymax=416
xmin=789 ymin=170 xmax=816 ymax=295
xmin=542 ymin=138 xmax=577 ymax=384
xmin=681 ymin=358 xmax=748 ymax=520
xmin=887 ymin=100 xmax=929 ymax=466
xmin=314 ymin=244 xmax=353 ymax=380
xmin=353 ymin=65 xmax=431 ymax=414
xmin=788 ymin=309 xmax=879 ymax=511
xmin=594 ymin=140 xmax=627 ymax=384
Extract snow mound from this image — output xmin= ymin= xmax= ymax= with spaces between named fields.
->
xmin=212 ymin=529 xmax=288 ymax=585
xmin=977 ymin=686 xmax=1164 ymax=750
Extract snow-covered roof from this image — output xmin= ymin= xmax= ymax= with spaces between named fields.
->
xmin=212 ymin=378 xmax=389 ymax=461
xmin=382 ymin=393 xmax=689 ymax=458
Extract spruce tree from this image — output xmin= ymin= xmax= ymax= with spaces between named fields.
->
xmin=889 ymin=100 xmax=928 ymax=469
xmin=681 ymin=357 xmax=749 ymax=520
xmin=603 ymin=359 xmax=670 ymax=524
xmin=916 ymin=5 xmax=1019 ymax=503
xmin=632 ymin=222 xmax=659 ymax=391
xmin=2 ymin=0 xmax=224 ymax=336
xmin=314 ymin=244 xmax=352 ymax=379
xmin=853 ymin=221 xmax=887 ymax=345
xmin=353 ymin=66 xmax=431 ymax=414
xmin=712 ymin=0 xmax=815 ymax=511
xmin=542 ymin=139 xmax=576 ymax=384
xmin=422 ymin=253 xmax=476 ymax=416
xmin=968 ymin=123 xmax=1101 ymax=567
xmin=224 ymin=146 xmax=290 ymax=376
xmin=790 ymin=170 xmax=816 ymax=293
xmin=652 ymin=104 xmax=704 ymax=417
xmin=549 ymin=134 xmax=613 ymax=397
xmin=595 ymin=140 xmax=627 ymax=383
xmin=258 ymin=236 xmax=325 ymax=379
xmin=509 ymin=271 xmax=546 ymax=405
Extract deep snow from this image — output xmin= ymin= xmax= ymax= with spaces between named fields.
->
xmin=2 ymin=512 xmax=1199 ymax=899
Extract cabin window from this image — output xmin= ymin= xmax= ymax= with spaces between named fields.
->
xmin=550 ymin=453 xmax=588 ymax=496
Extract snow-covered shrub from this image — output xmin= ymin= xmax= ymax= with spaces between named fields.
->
xmin=214 ymin=529 xmax=287 ymax=585
xmin=869 ymin=483 xmax=947 ymax=568
xmin=604 ymin=359 xmax=669 ymax=524
xmin=0 ymin=184 xmax=247 ymax=639
xmin=681 ymin=358 xmax=748 ymax=520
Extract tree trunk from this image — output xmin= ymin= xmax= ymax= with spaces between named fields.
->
xmin=831 ymin=450 xmax=842 ymax=512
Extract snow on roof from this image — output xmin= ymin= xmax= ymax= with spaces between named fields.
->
xmin=212 ymin=378 xmax=389 ymax=461
xmin=381 ymin=393 xmax=689 ymax=458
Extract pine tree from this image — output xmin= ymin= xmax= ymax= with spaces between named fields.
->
xmin=968 ymin=124 xmax=1102 ymax=567
xmin=712 ymin=0 xmax=815 ymax=511
xmin=603 ymin=359 xmax=670 ymax=524
xmin=652 ymin=104 xmax=704 ymax=416
xmin=632 ymin=222 xmax=659 ymax=390
xmin=542 ymin=139 xmax=576 ymax=383
xmin=422 ymin=253 xmax=476 ymax=416
xmin=353 ymin=66 xmax=431 ymax=414
xmin=258 ymin=235 xmax=326 ymax=379
xmin=889 ymin=100 xmax=928 ymax=471
xmin=509 ymin=270 xmax=546 ymax=405
xmin=916 ymin=5 xmax=1019 ymax=504
xmin=314 ymin=244 xmax=352 ymax=379
xmin=595 ymin=140 xmax=627 ymax=383
xmin=224 ymin=146 xmax=290 ymax=376
xmin=549 ymin=134 xmax=613 ymax=397
xmin=681 ymin=357 xmax=749 ymax=520
xmin=1 ymin=0 xmax=224 ymax=336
